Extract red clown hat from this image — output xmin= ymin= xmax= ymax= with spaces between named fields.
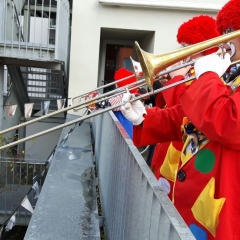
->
xmin=114 ymin=68 xmax=137 ymax=93
xmin=177 ymin=15 xmax=219 ymax=55
xmin=216 ymin=0 xmax=240 ymax=34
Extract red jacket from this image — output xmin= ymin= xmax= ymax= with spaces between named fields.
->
xmin=133 ymin=72 xmax=240 ymax=240
xmin=150 ymin=76 xmax=188 ymax=199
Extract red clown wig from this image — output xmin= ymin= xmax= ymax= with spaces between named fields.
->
xmin=216 ymin=0 xmax=240 ymax=34
xmin=114 ymin=68 xmax=137 ymax=93
xmin=177 ymin=15 xmax=219 ymax=55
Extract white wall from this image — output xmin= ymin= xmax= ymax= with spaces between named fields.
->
xmin=69 ymin=0 xmax=229 ymax=107
xmin=30 ymin=17 xmax=49 ymax=45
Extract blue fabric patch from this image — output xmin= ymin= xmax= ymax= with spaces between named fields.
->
xmin=189 ymin=223 xmax=208 ymax=240
xmin=114 ymin=111 xmax=133 ymax=139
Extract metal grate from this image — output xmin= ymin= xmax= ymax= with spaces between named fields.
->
xmin=92 ymin=112 xmax=195 ymax=240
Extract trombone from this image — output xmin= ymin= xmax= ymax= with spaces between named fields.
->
xmin=0 ymin=29 xmax=240 ymax=151
xmin=135 ymin=29 xmax=240 ymax=90
xmin=0 ymin=76 xmax=194 ymax=151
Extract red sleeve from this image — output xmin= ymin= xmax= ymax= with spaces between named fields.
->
xmin=162 ymin=75 xmax=189 ymax=108
xmin=180 ymin=71 xmax=240 ymax=149
xmin=133 ymin=104 xmax=185 ymax=146
xmin=155 ymin=92 xmax=166 ymax=108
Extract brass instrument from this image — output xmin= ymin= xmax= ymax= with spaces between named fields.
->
xmin=135 ymin=29 xmax=240 ymax=89
xmin=0 ymin=30 xmax=240 ymax=150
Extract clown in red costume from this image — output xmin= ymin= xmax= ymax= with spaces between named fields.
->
xmin=150 ymin=15 xmax=219 ymax=200
xmin=108 ymin=68 xmax=147 ymax=139
xmin=120 ymin=0 xmax=240 ymax=239
xmin=109 ymin=68 xmax=138 ymax=139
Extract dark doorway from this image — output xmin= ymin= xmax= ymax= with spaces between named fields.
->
xmin=103 ymin=44 xmax=133 ymax=93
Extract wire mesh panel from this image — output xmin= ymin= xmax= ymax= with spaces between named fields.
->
xmin=92 ymin=112 xmax=196 ymax=240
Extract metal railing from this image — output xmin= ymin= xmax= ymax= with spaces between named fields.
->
xmin=0 ymin=158 xmax=45 ymax=225
xmin=92 ymin=112 xmax=195 ymax=240
xmin=0 ymin=0 xmax=69 ymax=112
xmin=0 ymin=0 xmax=69 ymax=65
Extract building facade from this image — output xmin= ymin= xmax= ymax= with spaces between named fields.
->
xmin=69 ymin=0 xmax=228 ymax=100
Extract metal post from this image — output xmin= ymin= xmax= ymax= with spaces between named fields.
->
xmin=0 ymin=65 xmax=4 ymax=131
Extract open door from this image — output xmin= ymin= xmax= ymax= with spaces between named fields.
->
xmin=103 ymin=44 xmax=133 ymax=93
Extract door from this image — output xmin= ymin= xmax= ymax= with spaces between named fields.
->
xmin=103 ymin=44 xmax=133 ymax=93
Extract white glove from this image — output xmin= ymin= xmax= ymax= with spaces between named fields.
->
xmin=194 ymin=53 xmax=231 ymax=79
xmin=121 ymin=92 xmax=147 ymax=125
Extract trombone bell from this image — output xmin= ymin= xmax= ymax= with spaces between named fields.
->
xmin=135 ymin=29 xmax=240 ymax=90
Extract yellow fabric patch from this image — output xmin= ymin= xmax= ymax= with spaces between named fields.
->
xmin=191 ymin=177 xmax=226 ymax=237
xmin=234 ymin=76 xmax=240 ymax=85
xmin=160 ymin=142 xmax=181 ymax=182
xmin=185 ymin=80 xmax=193 ymax=86
xmin=230 ymin=76 xmax=240 ymax=93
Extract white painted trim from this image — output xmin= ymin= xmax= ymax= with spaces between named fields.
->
xmin=99 ymin=0 xmax=223 ymax=12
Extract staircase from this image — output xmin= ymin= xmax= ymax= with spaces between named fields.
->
xmin=0 ymin=0 xmax=71 ymax=229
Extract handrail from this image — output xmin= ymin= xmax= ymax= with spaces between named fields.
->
xmin=0 ymin=77 xmax=193 ymax=151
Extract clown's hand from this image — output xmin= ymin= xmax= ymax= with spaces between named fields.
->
xmin=169 ymin=62 xmax=192 ymax=78
xmin=121 ymin=92 xmax=147 ymax=125
xmin=194 ymin=53 xmax=231 ymax=79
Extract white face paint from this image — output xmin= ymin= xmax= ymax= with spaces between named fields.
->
xmin=220 ymin=42 xmax=235 ymax=59
xmin=227 ymin=42 xmax=236 ymax=58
